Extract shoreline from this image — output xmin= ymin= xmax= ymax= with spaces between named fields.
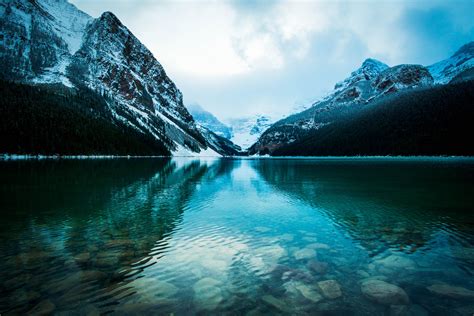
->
xmin=1 ymin=154 xmax=473 ymax=161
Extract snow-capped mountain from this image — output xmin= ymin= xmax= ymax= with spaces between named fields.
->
xmin=195 ymin=125 xmax=241 ymax=156
xmin=188 ymin=104 xmax=232 ymax=139
xmin=249 ymin=60 xmax=436 ymax=154
xmin=428 ymin=42 xmax=474 ymax=84
xmin=0 ymin=0 xmax=235 ymax=156
xmin=250 ymin=42 xmax=474 ymax=155
xmin=227 ymin=115 xmax=275 ymax=150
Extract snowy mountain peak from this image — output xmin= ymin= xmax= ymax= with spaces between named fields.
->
xmin=99 ymin=11 xmax=121 ymax=26
xmin=452 ymin=41 xmax=474 ymax=58
xmin=428 ymin=41 xmax=474 ymax=84
xmin=36 ymin=0 xmax=92 ymax=54
xmin=334 ymin=58 xmax=388 ymax=91
xmin=0 ymin=0 xmax=239 ymax=156
xmin=361 ymin=58 xmax=389 ymax=71
xmin=227 ymin=115 xmax=275 ymax=150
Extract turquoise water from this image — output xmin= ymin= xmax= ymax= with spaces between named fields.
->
xmin=0 ymin=158 xmax=473 ymax=315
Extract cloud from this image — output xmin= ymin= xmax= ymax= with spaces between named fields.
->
xmin=70 ymin=0 xmax=474 ymax=119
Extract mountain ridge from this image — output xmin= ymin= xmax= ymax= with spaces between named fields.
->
xmin=249 ymin=41 xmax=474 ymax=155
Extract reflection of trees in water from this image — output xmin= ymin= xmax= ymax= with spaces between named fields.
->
xmin=0 ymin=158 xmax=236 ymax=314
xmin=252 ymin=159 xmax=474 ymax=256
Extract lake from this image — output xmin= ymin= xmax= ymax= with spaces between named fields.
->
xmin=0 ymin=157 xmax=473 ymax=315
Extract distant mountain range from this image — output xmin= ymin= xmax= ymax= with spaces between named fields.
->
xmin=1 ymin=0 xmax=473 ymax=157
xmin=188 ymin=104 xmax=275 ymax=150
xmin=249 ymin=42 xmax=474 ymax=156
xmin=188 ymin=104 xmax=233 ymax=140
xmin=0 ymin=0 xmax=237 ymax=156
xmin=227 ymin=115 xmax=275 ymax=150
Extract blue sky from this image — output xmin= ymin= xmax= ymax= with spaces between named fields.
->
xmin=70 ymin=0 xmax=474 ymax=120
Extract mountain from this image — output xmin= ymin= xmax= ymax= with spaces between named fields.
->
xmin=428 ymin=42 xmax=474 ymax=84
xmin=249 ymin=42 xmax=474 ymax=156
xmin=195 ymin=125 xmax=242 ymax=156
xmin=272 ymin=80 xmax=474 ymax=156
xmin=227 ymin=115 xmax=275 ymax=150
xmin=0 ymin=0 xmax=237 ymax=156
xmin=188 ymin=104 xmax=232 ymax=139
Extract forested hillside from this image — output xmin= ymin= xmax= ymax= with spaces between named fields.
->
xmin=272 ymin=80 xmax=474 ymax=156
xmin=0 ymin=81 xmax=170 ymax=155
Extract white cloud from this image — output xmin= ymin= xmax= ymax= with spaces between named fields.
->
xmin=70 ymin=0 xmax=474 ymax=119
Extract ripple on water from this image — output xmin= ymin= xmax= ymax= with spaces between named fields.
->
xmin=0 ymin=158 xmax=474 ymax=314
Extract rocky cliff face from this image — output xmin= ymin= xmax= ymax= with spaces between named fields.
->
xmin=0 ymin=0 xmax=235 ymax=156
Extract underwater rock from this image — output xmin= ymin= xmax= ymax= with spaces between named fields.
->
xmin=279 ymin=234 xmax=294 ymax=241
xmin=407 ymin=304 xmax=429 ymax=316
xmin=256 ymin=245 xmax=286 ymax=260
xmin=306 ymin=243 xmax=330 ymax=250
xmin=390 ymin=304 xmax=409 ymax=316
xmin=294 ymin=248 xmax=317 ymax=260
xmin=261 ymin=295 xmax=290 ymax=312
xmin=361 ymin=280 xmax=409 ymax=305
xmin=427 ymin=284 xmax=474 ymax=299
xmin=154 ymin=280 xmax=179 ymax=297
xmin=255 ymin=226 xmax=271 ymax=233
xmin=356 ymin=270 xmax=370 ymax=278
xmin=376 ymin=255 xmax=415 ymax=269
xmin=307 ymin=260 xmax=328 ymax=275
xmin=318 ymin=280 xmax=342 ymax=299
xmin=201 ymin=259 xmax=228 ymax=272
xmin=193 ymin=277 xmax=223 ymax=310
xmin=282 ymin=269 xmax=315 ymax=283
xmin=285 ymin=281 xmax=323 ymax=303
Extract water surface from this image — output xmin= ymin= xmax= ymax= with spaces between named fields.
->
xmin=1 ymin=158 xmax=473 ymax=315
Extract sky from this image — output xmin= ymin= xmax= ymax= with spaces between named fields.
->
xmin=70 ymin=0 xmax=474 ymax=121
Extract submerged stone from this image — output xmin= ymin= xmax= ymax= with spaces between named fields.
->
xmin=376 ymin=255 xmax=415 ymax=269
xmin=262 ymin=295 xmax=290 ymax=312
xmin=155 ymin=280 xmax=179 ymax=297
xmin=193 ymin=277 xmax=223 ymax=310
xmin=295 ymin=283 xmax=323 ymax=303
xmin=294 ymin=248 xmax=317 ymax=260
xmin=427 ymin=284 xmax=474 ymax=299
xmin=390 ymin=304 xmax=409 ymax=316
xmin=307 ymin=260 xmax=328 ymax=275
xmin=306 ymin=243 xmax=330 ymax=250
xmin=279 ymin=234 xmax=294 ymax=241
xmin=318 ymin=280 xmax=342 ymax=299
xmin=361 ymin=280 xmax=409 ymax=305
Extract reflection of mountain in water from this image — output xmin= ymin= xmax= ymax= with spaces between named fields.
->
xmin=252 ymin=159 xmax=474 ymax=256
xmin=0 ymin=158 xmax=233 ymax=314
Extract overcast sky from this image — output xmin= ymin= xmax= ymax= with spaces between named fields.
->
xmin=70 ymin=0 xmax=474 ymax=120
